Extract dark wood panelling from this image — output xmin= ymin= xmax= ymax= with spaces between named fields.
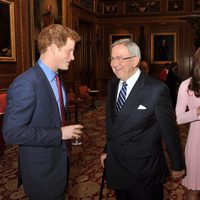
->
xmin=99 ymin=14 xmax=195 ymax=84
xmin=0 ymin=0 xmax=198 ymax=95
xmin=0 ymin=0 xmax=32 ymax=90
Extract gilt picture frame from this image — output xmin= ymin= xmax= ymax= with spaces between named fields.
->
xmin=0 ymin=0 xmax=16 ymax=62
xmin=150 ymin=32 xmax=177 ymax=64
xmin=30 ymin=0 xmax=66 ymax=64
xmin=193 ymin=0 xmax=200 ymax=12
xmin=109 ymin=33 xmax=133 ymax=47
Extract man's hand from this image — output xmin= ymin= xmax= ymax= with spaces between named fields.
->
xmin=61 ymin=124 xmax=83 ymax=140
xmin=170 ymin=169 xmax=185 ymax=181
xmin=100 ymin=153 xmax=107 ymax=168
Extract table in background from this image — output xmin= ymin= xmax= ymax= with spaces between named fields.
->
xmin=88 ymin=90 xmax=100 ymax=111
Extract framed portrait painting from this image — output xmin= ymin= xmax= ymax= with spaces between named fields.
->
xmin=109 ymin=33 xmax=133 ymax=47
xmin=193 ymin=0 xmax=200 ymax=12
xmin=103 ymin=2 xmax=119 ymax=15
xmin=0 ymin=0 xmax=16 ymax=62
xmin=150 ymin=32 xmax=177 ymax=64
xmin=30 ymin=0 xmax=66 ymax=64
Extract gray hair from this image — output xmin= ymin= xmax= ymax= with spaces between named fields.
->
xmin=111 ymin=38 xmax=141 ymax=60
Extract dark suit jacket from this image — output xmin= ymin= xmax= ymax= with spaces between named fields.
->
xmin=3 ymin=63 xmax=68 ymax=198
xmin=165 ymin=69 xmax=182 ymax=108
xmin=104 ymin=72 xmax=184 ymax=190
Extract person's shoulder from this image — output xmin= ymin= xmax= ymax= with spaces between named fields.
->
xmin=141 ymin=76 xmax=170 ymax=98
xmin=15 ymin=67 xmax=35 ymax=81
xmin=10 ymin=67 xmax=36 ymax=89
xmin=182 ymin=77 xmax=191 ymax=84
xmin=179 ymin=77 xmax=191 ymax=89
xmin=7 ymin=67 xmax=36 ymax=95
xmin=145 ymin=75 xmax=165 ymax=87
xmin=144 ymin=76 xmax=169 ymax=93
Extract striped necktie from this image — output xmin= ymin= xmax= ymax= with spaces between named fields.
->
xmin=115 ymin=81 xmax=127 ymax=115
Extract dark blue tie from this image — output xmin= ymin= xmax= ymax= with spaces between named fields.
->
xmin=115 ymin=82 xmax=127 ymax=115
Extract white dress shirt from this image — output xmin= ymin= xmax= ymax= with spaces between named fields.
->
xmin=116 ymin=68 xmax=141 ymax=101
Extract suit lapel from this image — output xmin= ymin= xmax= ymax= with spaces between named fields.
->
xmin=113 ymin=73 xmax=146 ymax=126
xmin=33 ymin=63 xmax=60 ymax=118
xmin=123 ymin=73 xmax=146 ymax=112
xmin=109 ymin=78 xmax=119 ymax=122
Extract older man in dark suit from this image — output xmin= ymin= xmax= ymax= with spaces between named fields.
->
xmin=3 ymin=24 xmax=83 ymax=200
xmin=100 ymin=38 xmax=185 ymax=200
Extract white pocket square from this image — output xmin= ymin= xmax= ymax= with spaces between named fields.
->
xmin=137 ymin=105 xmax=147 ymax=110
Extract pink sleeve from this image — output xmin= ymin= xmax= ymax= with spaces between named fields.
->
xmin=175 ymin=80 xmax=198 ymax=124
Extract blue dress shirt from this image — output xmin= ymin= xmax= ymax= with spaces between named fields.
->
xmin=37 ymin=59 xmax=67 ymax=117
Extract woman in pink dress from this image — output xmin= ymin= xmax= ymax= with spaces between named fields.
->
xmin=176 ymin=47 xmax=200 ymax=200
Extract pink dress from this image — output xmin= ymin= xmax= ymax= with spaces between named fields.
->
xmin=176 ymin=78 xmax=200 ymax=190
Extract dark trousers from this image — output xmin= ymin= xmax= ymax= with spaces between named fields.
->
xmin=115 ymin=184 xmax=163 ymax=200
xmin=29 ymin=157 xmax=70 ymax=200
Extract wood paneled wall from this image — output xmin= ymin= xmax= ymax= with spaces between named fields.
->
xmin=0 ymin=0 xmax=198 ymax=96
xmin=0 ymin=0 xmax=31 ymax=90
xmin=101 ymin=16 xmax=194 ymax=80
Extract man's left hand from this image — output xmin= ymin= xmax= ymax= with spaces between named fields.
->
xmin=169 ymin=170 xmax=185 ymax=182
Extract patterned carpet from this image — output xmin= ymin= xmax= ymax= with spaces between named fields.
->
xmin=0 ymin=98 xmax=188 ymax=200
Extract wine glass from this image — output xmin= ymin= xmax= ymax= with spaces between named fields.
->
xmin=71 ymin=137 xmax=82 ymax=146
xmin=71 ymin=121 xmax=83 ymax=146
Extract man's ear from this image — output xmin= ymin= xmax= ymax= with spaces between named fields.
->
xmin=49 ymin=44 xmax=57 ymax=54
xmin=133 ymin=56 xmax=140 ymax=67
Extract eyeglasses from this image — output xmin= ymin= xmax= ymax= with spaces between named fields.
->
xmin=108 ymin=56 xmax=135 ymax=63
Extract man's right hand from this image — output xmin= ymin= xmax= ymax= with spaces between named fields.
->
xmin=61 ymin=124 xmax=83 ymax=140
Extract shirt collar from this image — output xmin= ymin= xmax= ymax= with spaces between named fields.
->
xmin=38 ymin=59 xmax=56 ymax=82
xmin=119 ymin=68 xmax=141 ymax=87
